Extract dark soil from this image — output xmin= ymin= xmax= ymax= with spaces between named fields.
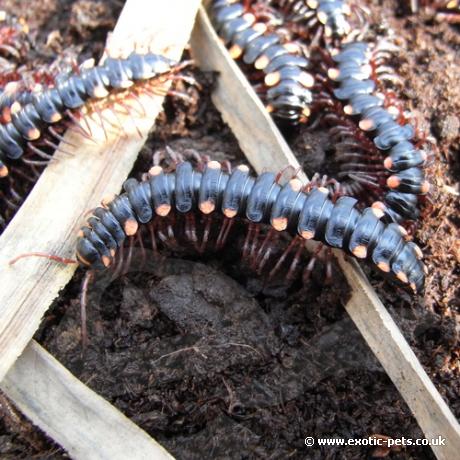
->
xmin=1 ymin=1 xmax=459 ymax=459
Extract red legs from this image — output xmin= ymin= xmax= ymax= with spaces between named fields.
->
xmin=268 ymin=236 xmax=303 ymax=281
xmin=184 ymin=212 xmax=199 ymax=250
xmin=106 ymin=100 xmax=143 ymax=139
xmin=169 ymin=73 xmax=201 ymax=90
xmin=48 ymin=126 xmax=78 ymax=149
xmin=100 ymin=105 xmax=131 ymax=137
xmin=243 ymin=0 xmax=252 ymax=12
xmin=111 ymin=242 xmax=125 ymax=280
xmin=152 ymin=147 xmax=183 ymax=172
xmin=20 ymin=157 xmax=50 ymax=166
xmin=106 ymin=105 xmax=130 ymax=139
xmin=252 ymin=228 xmax=278 ymax=273
xmin=136 ymin=230 xmax=147 ymax=269
xmin=80 ymin=270 xmax=94 ymax=351
xmin=166 ymin=89 xmax=193 ymax=104
xmin=66 ymin=109 xmax=95 ymax=141
xmin=155 ymin=147 xmax=209 ymax=172
xmin=302 ymin=244 xmax=332 ymax=284
xmin=92 ymin=107 xmax=111 ymax=141
xmin=114 ymin=97 xmax=144 ymax=118
xmin=155 ymin=217 xmax=179 ymax=251
xmin=143 ymin=79 xmax=194 ymax=104
xmin=215 ymin=217 xmax=234 ymax=251
xmin=166 ymin=218 xmax=179 ymax=249
xmin=286 ymin=239 xmax=305 ymax=281
xmin=199 ymin=215 xmax=213 ymax=253
xmin=148 ymin=221 xmax=159 ymax=255
xmin=249 ymin=223 xmax=261 ymax=264
xmin=122 ymin=236 xmax=134 ymax=275
xmin=41 ymin=139 xmax=74 ymax=157
xmin=221 ymin=160 xmax=232 ymax=174
xmin=182 ymin=149 xmax=210 ymax=171
xmin=243 ymin=223 xmax=257 ymax=261
xmin=127 ymin=91 xmax=147 ymax=116
xmin=9 ymin=252 xmax=77 ymax=266
xmin=26 ymin=143 xmax=56 ymax=161
xmin=275 ymin=164 xmax=301 ymax=184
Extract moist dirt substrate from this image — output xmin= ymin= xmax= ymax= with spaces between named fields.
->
xmin=0 ymin=1 xmax=458 ymax=459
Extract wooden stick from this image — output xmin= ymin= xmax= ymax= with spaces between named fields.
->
xmin=190 ymin=7 xmax=460 ymax=460
xmin=335 ymin=254 xmax=460 ymax=460
xmin=0 ymin=0 xmax=201 ymax=381
xmin=0 ymin=341 xmax=174 ymax=460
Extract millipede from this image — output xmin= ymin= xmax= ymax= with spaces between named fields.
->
xmin=211 ymin=0 xmax=314 ymax=123
xmin=272 ymin=0 xmax=354 ymax=40
xmin=73 ymin=159 xmax=425 ymax=293
xmin=322 ymin=40 xmax=430 ymax=223
xmin=0 ymin=10 xmax=29 ymax=67
xmin=0 ymin=50 xmax=185 ymax=178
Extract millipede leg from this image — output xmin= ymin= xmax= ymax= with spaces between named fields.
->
xmin=80 ymin=270 xmax=94 ymax=351
xmin=302 ymin=243 xmax=324 ymax=283
xmin=111 ymin=242 xmax=125 ymax=280
xmin=148 ymin=221 xmax=159 ymax=254
xmin=136 ymin=230 xmax=146 ymax=269
xmin=185 ymin=212 xmax=200 ymax=251
xmin=48 ymin=126 xmax=78 ymax=148
xmin=242 ymin=223 xmax=255 ymax=261
xmin=42 ymin=138 xmax=74 ymax=157
xmin=249 ymin=223 xmax=261 ymax=268
xmin=128 ymin=91 xmax=147 ymax=116
xmin=122 ymin=236 xmax=134 ymax=275
xmin=165 ymin=218 xmax=179 ymax=249
xmin=286 ymin=238 xmax=305 ymax=281
xmin=26 ymin=143 xmax=55 ymax=160
xmin=253 ymin=228 xmax=277 ymax=272
xmin=215 ymin=217 xmax=234 ymax=251
xmin=21 ymin=158 xmax=52 ymax=166
xmin=66 ymin=109 xmax=94 ymax=140
xmin=268 ymin=236 xmax=300 ymax=281
xmin=199 ymin=215 xmax=213 ymax=253
xmin=324 ymin=247 xmax=333 ymax=284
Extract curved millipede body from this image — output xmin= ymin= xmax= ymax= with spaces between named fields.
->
xmin=0 ymin=10 xmax=29 ymax=65
xmin=76 ymin=160 xmax=425 ymax=293
xmin=0 ymin=51 xmax=179 ymax=177
xmin=274 ymin=0 xmax=352 ymax=38
xmin=327 ymin=41 xmax=429 ymax=222
xmin=211 ymin=0 xmax=314 ymax=123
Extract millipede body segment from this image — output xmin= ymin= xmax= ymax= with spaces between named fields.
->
xmin=0 ymin=10 xmax=29 ymax=66
xmin=76 ymin=160 xmax=425 ymax=293
xmin=327 ymin=41 xmax=429 ymax=222
xmin=275 ymin=0 xmax=352 ymax=38
xmin=211 ymin=0 xmax=314 ymax=123
xmin=0 ymin=51 xmax=179 ymax=177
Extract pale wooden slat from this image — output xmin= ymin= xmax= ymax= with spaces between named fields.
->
xmin=335 ymin=254 xmax=460 ymax=460
xmin=0 ymin=0 xmax=201 ymax=381
xmin=0 ymin=341 xmax=174 ymax=460
xmin=190 ymin=7 xmax=460 ymax=460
